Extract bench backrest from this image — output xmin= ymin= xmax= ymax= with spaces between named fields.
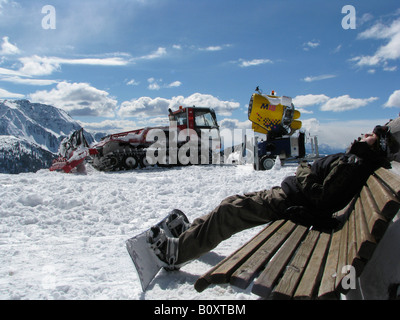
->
xmin=317 ymin=167 xmax=400 ymax=298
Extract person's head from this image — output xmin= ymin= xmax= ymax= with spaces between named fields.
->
xmin=385 ymin=118 xmax=400 ymax=162
xmin=356 ymin=125 xmax=393 ymax=156
xmin=360 ymin=132 xmax=378 ymax=146
xmin=368 ymin=121 xmax=400 ymax=161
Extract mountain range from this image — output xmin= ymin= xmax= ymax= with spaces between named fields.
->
xmin=0 ymin=100 xmax=95 ymax=174
xmin=0 ymin=99 xmax=344 ymax=174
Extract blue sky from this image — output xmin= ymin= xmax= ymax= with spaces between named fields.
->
xmin=1 ymin=0 xmax=400 ymax=149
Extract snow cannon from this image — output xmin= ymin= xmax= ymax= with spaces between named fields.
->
xmin=249 ymin=89 xmax=302 ymax=137
xmin=249 ymin=88 xmax=305 ymax=170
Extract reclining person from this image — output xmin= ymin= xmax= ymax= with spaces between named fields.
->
xmin=149 ymin=121 xmax=400 ymax=270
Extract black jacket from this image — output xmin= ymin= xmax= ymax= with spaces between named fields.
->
xmin=281 ymin=140 xmax=390 ymax=219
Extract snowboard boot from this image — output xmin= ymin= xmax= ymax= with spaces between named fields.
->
xmin=165 ymin=209 xmax=191 ymax=238
xmin=147 ymin=225 xmax=181 ymax=271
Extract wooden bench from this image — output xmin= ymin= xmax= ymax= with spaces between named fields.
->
xmin=194 ymin=166 xmax=400 ymax=299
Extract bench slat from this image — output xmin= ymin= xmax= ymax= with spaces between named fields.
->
xmin=272 ymin=229 xmax=320 ymax=300
xmin=355 ymin=197 xmax=376 ymax=259
xmin=347 ymin=206 xmax=365 ymax=277
xmin=360 ymin=187 xmax=388 ymax=241
xmin=374 ymin=167 xmax=400 ymax=196
xmin=252 ymin=225 xmax=308 ymax=298
xmin=230 ymin=220 xmax=296 ymax=289
xmin=318 ymin=229 xmax=342 ymax=299
xmin=367 ymin=175 xmax=400 ymax=220
xmin=335 ymin=219 xmax=349 ymax=293
xmin=294 ymin=232 xmax=331 ymax=299
xmin=193 ymin=220 xmax=285 ymax=292
xmin=209 ymin=220 xmax=285 ymax=284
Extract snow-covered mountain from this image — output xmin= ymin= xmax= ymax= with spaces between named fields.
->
xmin=0 ymin=135 xmax=55 ymax=174
xmin=0 ymin=100 xmax=94 ymax=174
xmin=307 ymin=143 xmax=346 ymax=156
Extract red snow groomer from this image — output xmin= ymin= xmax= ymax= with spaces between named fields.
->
xmin=50 ymin=106 xmax=221 ymax=172
xmin=90 ymin=106 xmax=221 ymax=171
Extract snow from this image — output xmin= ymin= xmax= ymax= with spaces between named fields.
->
xmin=2 ymin=161 xmax=400 ymax=301
xmin=0 ymin=162 xmax=296 ymax=300
xmin=0 ymin=135 xmax=33 ymax=154
xmin=4 ymin=101 xmax=19 ymax=110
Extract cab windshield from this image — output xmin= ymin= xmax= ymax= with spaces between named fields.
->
xmin=194 ymin=110 xmax=218 ymax=128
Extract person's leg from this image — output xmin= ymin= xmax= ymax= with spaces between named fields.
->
xmin=176 ymin=187 xmax=290 ymax=264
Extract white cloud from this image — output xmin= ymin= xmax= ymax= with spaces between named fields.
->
xmin=293 ymin=94 xmax=330 ymax=108
xmin=358 ymin=13 xmax=374 ymax=27
xmin=352 ymin=18 xmax=400 ymax=69
xmin=219 ymin=118 xmax=251 ymax=131
xmin=0 ymin=36 xmax=20 ymax=55
xmin=0 ymin=63 xmax=57 ymax=86
xmin=350 ymin=54 xmax=381 ymax=67
xmin=126 ymin=79 xmax=140 ymax=86
xmin=302 ymin=74 xmax=336 ymax=82
xmin=0 ymin=66 xmax=25 ymax=77
xmin=118 ymin=93 xmax=240 ymax=118
xmin=198 ymin=44 xmax=231 ymax=52
xmin=0 ymin=0 xmax=18 ymax=15
xmin=0 ymin=55 xmax=57 ymax=86
xmin=60 ymin=57 xmax=129 ymax=66
xmin=18 ymin=56 xmax=60 ymax=76
xmin=307 ymin=118 xmax=389 ymax=149
xmin=147 ymin=78 xmax=161 ymax=90
xmin=177 ymin=93 xmax=240 ymax=116
xmin=0 ymin=47 xmax=165 ymax=87
xmin=166 ymin=81 xmax=182 ymax=88
xmin=320 ymin=95 xmax=378 ymax=112
xmin=0 ymin=76 xmax=57 ymax=86
xmin=303 ymin=40 xmax=320 ymax=51
xmin=137 ymin=47 xmax=167 ymax=60
xmin=119 ymin=96 xmax=171 ymax=117
xmin=29 ymin=81 xmax=118 ymax=117
xmin=148 ymin=83 xmax=160 ymax=90
xmin=293 ymin=94 xmax=378 ymax=112
xmin=0 ymin=87 xmax=24 ymax=98
xmin=18 ymin=55 xmax=129 ymax=76
xmin=301 ymin=118 xmax=320 ymax=136
xmin=385 ymin=90 xmax=400 ymax=108
xmin=200 ymin=46 xmax=223 ymax=51
xmin=238 ymin=58 xmax=272 ymax=67
xmin=78 ymin=119 xmax=141 ymax=134
xmin=333 ymin=44 xmax=342 ymax=54
xmin=147 ymin=78 xmax=182 ymax=90
xmin=383 ymin=64 xmax=397 ymax=72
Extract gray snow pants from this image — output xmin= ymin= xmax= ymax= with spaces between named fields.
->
xmin=176 ymin=186 xmax=292 ymax=264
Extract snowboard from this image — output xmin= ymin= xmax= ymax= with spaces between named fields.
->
xmin=126 ymin=210 xmax=190 ymax=291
